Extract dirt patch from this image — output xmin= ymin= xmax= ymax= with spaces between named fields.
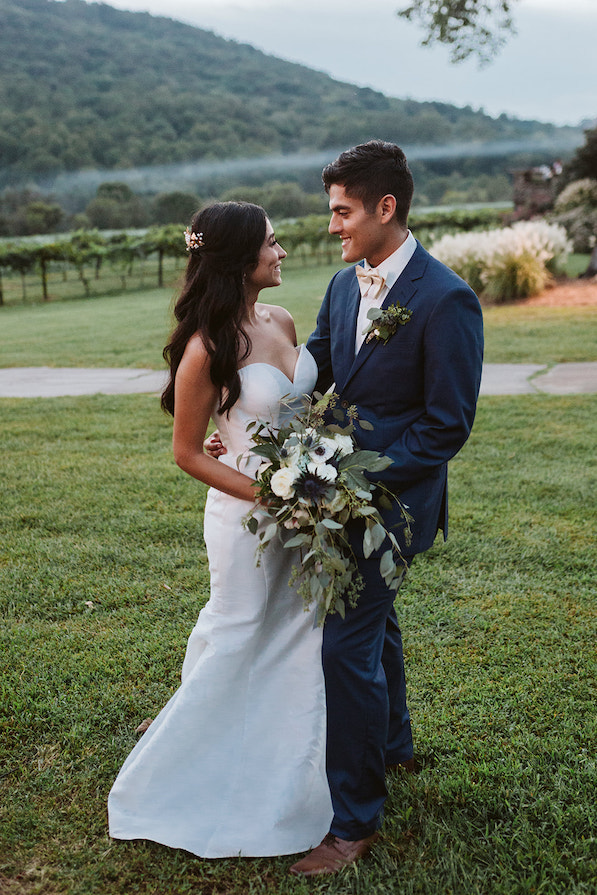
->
xmin=520 ymin=277 xmax=597 ymax=307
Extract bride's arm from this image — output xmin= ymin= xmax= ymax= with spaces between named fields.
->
xmin=172 ymin=335 xmax=258 ymax=503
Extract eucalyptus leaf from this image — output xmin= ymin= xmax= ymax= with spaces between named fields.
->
xmin=284 ymin=533 xmax=311 ymax=548
xmin=363 ymin=526 xmax=373 ymax=559
xmin=262 ymin=523 xmax=278 ymax=544
xmin=356 ymin=506 xmax=377 ymax=516
xmin=321 ymin=517 xmax=343 ymax=529
xmin=370 ymin=522 xmax=386 ymax=551
xmin=379 ymin=549 xmax=396 ymax=579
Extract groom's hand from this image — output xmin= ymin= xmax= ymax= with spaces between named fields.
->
xmin=204 ymin=431 xmax=227 ymax=458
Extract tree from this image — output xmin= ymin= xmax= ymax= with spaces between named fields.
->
xmin=555 ymin=125 xmax=597 ymax=277
xmin=33 ymin=241 xmax=68 ymax=301
xmin=560 ymin=125 xmax=597 ymax=186
xmin=397 ymin=0 xmax=517 ymax=64
xmin=22 ymin=201 xmax=63 ymax=235
xmin=152 ymin=192 xmax=201 ymax=226
xmin=144 ymin=225 xmax=185 ymax=288
xmin=85 ymin=183 xmax=148 ymax=229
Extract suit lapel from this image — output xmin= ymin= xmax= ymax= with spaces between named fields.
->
xmin=336 ymin=273 xmax=361 ymax=385
xmin=343 ymin=243 xmax=426 ymax=387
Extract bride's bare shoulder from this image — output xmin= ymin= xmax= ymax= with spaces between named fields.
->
xmin=258 ymin=303 xmax=296 ymax=341
xmin=180 ymin=333 xmax=211 ymax=373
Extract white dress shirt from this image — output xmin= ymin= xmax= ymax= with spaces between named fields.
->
xmin=354 ymin=230 xmax=417 ymax=354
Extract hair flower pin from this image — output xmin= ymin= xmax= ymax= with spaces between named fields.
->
xmin=363 ymin=302 xmax=413 ymax=345
xmin=184 ymin=227 xmax=204 ymax=251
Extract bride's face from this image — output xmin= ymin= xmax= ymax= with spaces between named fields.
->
xmin=245 ymin=219 xmax=287 ymax=294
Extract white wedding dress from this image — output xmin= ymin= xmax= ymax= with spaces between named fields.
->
xmin=108 ymin=345 xmax=333 ymax=858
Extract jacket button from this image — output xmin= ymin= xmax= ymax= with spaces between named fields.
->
xmin=340 ymin=400 xmax=349 ymax=408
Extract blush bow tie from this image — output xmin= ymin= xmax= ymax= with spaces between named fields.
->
xmin=355 ymin=265 xmax=386 ymax=300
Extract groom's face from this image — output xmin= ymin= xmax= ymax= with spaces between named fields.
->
xmin=327 ymin=184 xmax=387 ymax=267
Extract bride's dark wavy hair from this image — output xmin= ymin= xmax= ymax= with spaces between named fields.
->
xmin=161 ymin=201 xmax=268 ymax=417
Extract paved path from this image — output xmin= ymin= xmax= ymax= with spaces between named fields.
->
xmin=0 ymin=364 xmax=596 ymax=398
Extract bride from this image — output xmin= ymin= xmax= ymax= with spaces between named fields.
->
xmin=108 ymin=201 xmax=333 ymax=858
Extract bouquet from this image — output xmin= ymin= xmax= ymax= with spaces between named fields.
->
xmin=242 ymin=393 xmax=413 ymax=624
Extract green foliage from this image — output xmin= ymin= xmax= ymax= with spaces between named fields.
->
xmin=555 ymin=178 xmax=597 ymax=211
xmin=220 ymin=181 xmax=328 ymax=220
xmin=0 ymin=207 xmax=509 ymax=304
xmin=21 ymin=200 xmax=63 ymax=235
xmin=84 ymin=182 xmax=148 ymax=229
xmin=551 ymin=178 xmax=597 ymax=254
xmin=152 ymin=192 xmax=201 ymax=226
xmin=398 ymin=0 xmax=517 ymax=64
xmin=551 ymin=208 xmax=597 ymax=255
xmin=0 ymin=0 xmax=577 ymax=190
xmin=561 ymin=125 xmax=597 ymax=185
xmin=0 ymin=226 xmax=191 ymax=302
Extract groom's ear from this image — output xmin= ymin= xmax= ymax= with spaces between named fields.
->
xmin=378 ymin=194 xmax=397 ymax=224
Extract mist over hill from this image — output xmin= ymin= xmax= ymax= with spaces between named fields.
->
xmin=0 ymin=0 xmax=583 ymax=198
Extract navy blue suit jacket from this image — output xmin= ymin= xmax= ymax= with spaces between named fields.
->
xmin=307 ymin=241 xmax=484 ymax=556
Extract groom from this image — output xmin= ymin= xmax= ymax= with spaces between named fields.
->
xmin=289 ymin=140 xmax=484 ymax=876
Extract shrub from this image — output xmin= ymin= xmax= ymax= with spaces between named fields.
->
xmin=551 ymin=207 xmax=597 ymax=254
xmin=430 ymin=220 xmax=571 ymax=302
xmin=554 ymin=178 xmax=597 ymax=212
xmin=551 ymin=178 xmax=597 ymax=253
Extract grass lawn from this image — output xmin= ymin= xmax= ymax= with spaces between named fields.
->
xmin=0 ymin=263 xmax=596 ymax=368
xmin=1 ymin=393 xmax=595 ymax=894
xmin=1 ymin=269 xmax=596 ymax=894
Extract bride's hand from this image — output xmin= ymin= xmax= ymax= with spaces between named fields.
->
xmin=204 ymin=431 xmax=227 ymax=458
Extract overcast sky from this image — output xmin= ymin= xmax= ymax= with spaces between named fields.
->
xmin=94 ymin=0 xmax=596 ymax=127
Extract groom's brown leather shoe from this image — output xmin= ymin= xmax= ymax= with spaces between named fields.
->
xmin=289 ymin=832 xmax=379 ymax=877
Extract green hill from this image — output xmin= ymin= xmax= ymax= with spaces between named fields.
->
xmin=0 ymin=0 xmax=582 ymax=189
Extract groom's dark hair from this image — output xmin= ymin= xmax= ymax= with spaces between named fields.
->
xmin=322 ymin=140 xmax=414 ymax=226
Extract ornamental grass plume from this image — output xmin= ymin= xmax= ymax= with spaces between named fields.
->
xmin=430 ymin=220 xmax=571 ymax=302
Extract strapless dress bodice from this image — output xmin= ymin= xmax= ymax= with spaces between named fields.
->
xmin=214 ymin=344 xmax=318 ymax=477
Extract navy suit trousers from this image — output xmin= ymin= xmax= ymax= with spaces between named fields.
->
xmin=322 ymin=556 xmax=413 ymax=840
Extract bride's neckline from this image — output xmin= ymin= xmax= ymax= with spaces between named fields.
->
xmin=238 ymin=344 xmax=305 ymax=385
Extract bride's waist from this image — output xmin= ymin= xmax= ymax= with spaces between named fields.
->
xmin=217 ymin=449 xmax=260 ymax=479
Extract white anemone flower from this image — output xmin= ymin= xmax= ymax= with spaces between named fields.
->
xmin=331 ymin=433 xmax=353 ymax=457
xmin=303 ymin=434 xmax=337 ymax=465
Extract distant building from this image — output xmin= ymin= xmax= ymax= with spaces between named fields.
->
xmin=511 ymin=162 xmax=563 ymax=220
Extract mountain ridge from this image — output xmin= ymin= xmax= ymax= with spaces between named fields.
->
xmin=0 ymin=0 xmax=581 ymax=189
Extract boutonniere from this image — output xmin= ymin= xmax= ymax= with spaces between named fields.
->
xmin=363 ymin=303 xmax=413 ymax=345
